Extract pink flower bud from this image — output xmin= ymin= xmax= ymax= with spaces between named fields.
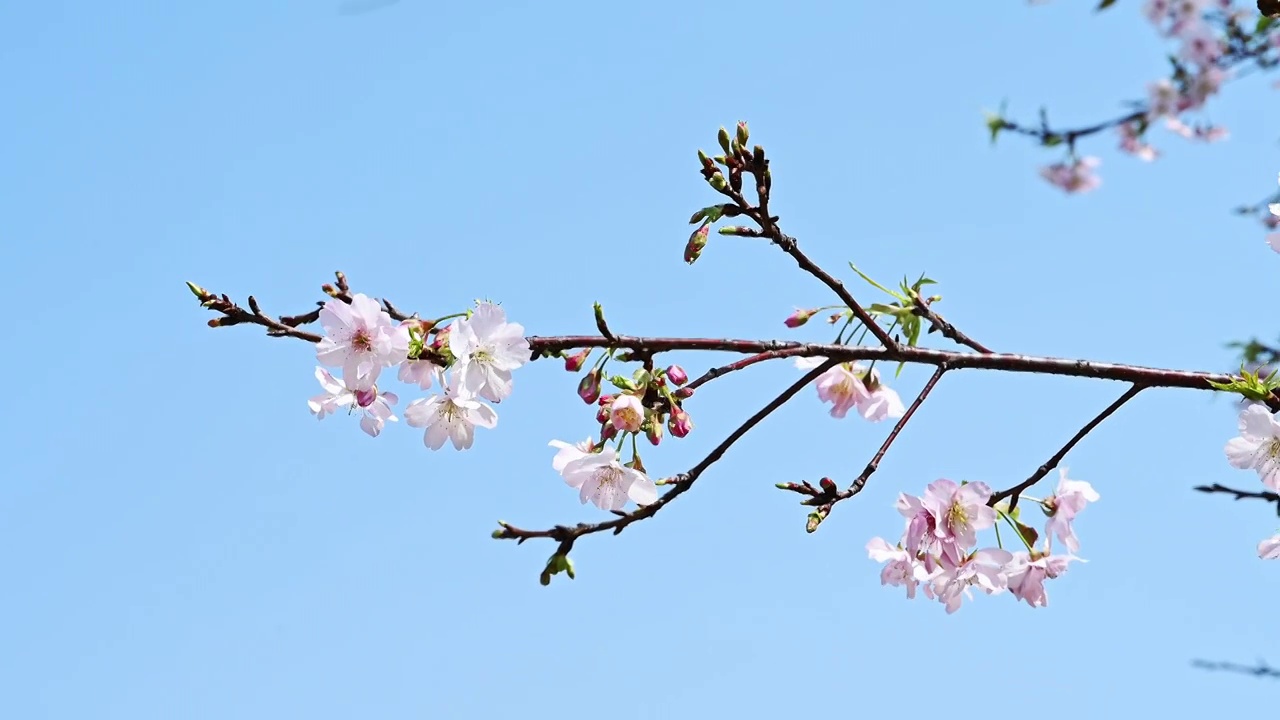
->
xmin=674 ymin=387 xmax=694 ymax=399
xmin=646 ymin=419 xmax=663 ymax=446
xmin=665 ymin=364 xmax=688 ymax=386
xmin=564 ymin=348 xmax=591 ymax=372
xmin=598 ymin=393 xmax=614 ymax=406
xmin=596 ymin=402 xmax=612 ymax=425
xmin=430 ymin=325 xmax=452 ymax=351
xmin=354 ymin=386 xmax=378 ymax=408
xmin=601 ymin=423 xmax=619 ymax=440
xmin=685 ymin=224 xmax=710 ymax=264
xmin=578 ymin=369 xmax=602 ymax=404
xmin=668 ymin=407 xmax=694 ymax=438
xmin=785 ymin=308 xmax=816 ymax=328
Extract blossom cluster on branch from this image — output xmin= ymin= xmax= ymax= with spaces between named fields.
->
xmin=994 ymin=0 xmax=1280 ymax=249
xmin=188 ymin=122 xmax=1280 ymax=607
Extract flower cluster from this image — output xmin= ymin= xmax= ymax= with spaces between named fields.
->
xmin=796 ymin=356 xmax=906 ymax=422
xmin=550 ymin=359 xmax=696 ymax=511
xmin=1224 ymin=403 xmax=1280 ymax=557
xmin=308 ymin=294 xmax=528 ymax=449
xmin=1040 ymin=0 xmax=1250 ymax=193
xmin=867 ymin=471 xmax=1096 ymax=612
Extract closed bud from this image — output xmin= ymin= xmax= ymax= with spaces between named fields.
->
xmin=717 ymin=126 xmax=733 ymax=155
xmin=185 ymin=281 xmax=209 ymax=299
xmin=601 ymin=423 xmax=619 ymax=440
xmin=668 ymin=407 xmax=694 ymax=438
xmin=736 ymin=121 xmax=749 ymax=146
xmin=578 ymin=369 xmax=602 ymax=404
xmin=785 ymin=308 xmax=816 ymax=328
xmin=646 ymin=418 xmax=663 ymax=446
xmin=674 ymin=387 xmax=694 ymax=399
xmin=819 ymin=477 xmax=837 ymax=493
xmin=564 ymin=348 xmax=591 ymax=372
xmin=664 ymin=364 xmax=688 ymax=386
xmin=708 ymin=171 xmax=728 ymax=192
xmin=685 ymin=224 xmax=710 ymax=264
xmin=322 ymin=283 xmax=338 ymax=297
xmin=597 ymin=393 xmax=615 ymax=407
xmin=207 ymin=318 xmax=222 ymax=327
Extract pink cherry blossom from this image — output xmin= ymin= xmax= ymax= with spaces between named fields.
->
xmin=930 ymin=548 xmax=1013 ymax=614
xmin=450 ymin=301 xmax=531 ymax=403
xmin=397 ymin=358 xmax=439 ymax=390
xmin=609 ymin=394 xmax=645 ymax=433
xmin=1259 ymin=534 xmax=1280 ymax=560
xmin=404 ymin=380 xmax=498 ymax=451
xmin=897 ymin=492 xmax=941 ymax=561
xmin=1039 ymin=157 xmax=1101 ymax=194
xmin=307 ymin=365 xmax=399 ymax=438
xmin=1268 ymin=234 xmax=1280 ymax=254
xmin=1224 ymin=404 xmax=1280 ymax=490
xmin=857 ymin=375 xmax=906 ymax=422
xmin=795 ymin=357 xmax=870 ymax=419
xmin=1043 ymin=468 xmax=1099 ymax=553
xmin=315 ymin=294 xmax=409 ymax=379
xmin=1005 ymin=551 xmax=1081 ymax=608
xmin=866 ymin=537 xmax=934 ymax=599
xmin=549 ymin=437 xmax=596 ymax=473
xmin=1118 ymin=122 xmax=1159 ymax=161
xmin=1177 ymin=22 xmax=1222 ymax=67
xmin=555 ymin=446 xmax=658 ymax=511
xmin=921 ymin=479 xmax=997 ymax=562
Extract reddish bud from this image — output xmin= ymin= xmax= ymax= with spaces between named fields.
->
xmin=578 ymin=369 xmax=602 ymax=404
xmin=645 ymin=418 xmax=663 ymax=446
xmin=601 ymin=423 xmax=619 ymax=440
xmin=665 ymin=365 xmax=688 ymax=386
xmin=596 ymin=403 xmax=611 ymax=425
xmin=668 ymin=407 xmax=694 ymax=438
xmin=207 ymin=318 xmax=222 ymax=327
xmin=819 ymin=477 xmax=837 ymax=493
xmin=674 ymin=387 xmax=694 ymax=399
xmin=564 ymin=348 xmax=591 ymax=372
xmin=430 ymin=325 xmax=452 ymax=351
xmin=685 ymin=224 xmax=710 ymax=265
xmin=785 ymin=308 xmax=816 ymax=328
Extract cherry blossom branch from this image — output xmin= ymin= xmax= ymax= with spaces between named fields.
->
xmin=696 ymin=125 xmax=899 ymax=351
xmin=1191 ymin=657 xmax=1280 ymax=678
xmin=778 ymin=365 xmax=950 ymax=531
xmin=1193 ymin=482 xmax=1280 ymax=513
xmin=911 ymin=292 xmax=991 ymax=354
xmin=491 ymin=360 xmax=841 ymax=554
xmin=989 ymin=384 xmax=1146 ymax=512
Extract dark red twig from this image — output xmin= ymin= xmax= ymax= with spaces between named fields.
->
xmin=989 ymin=384 xmax=1146 ymax=511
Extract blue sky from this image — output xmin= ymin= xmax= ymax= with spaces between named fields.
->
xmin=3 ymin=1 xmax=1280 ymax=717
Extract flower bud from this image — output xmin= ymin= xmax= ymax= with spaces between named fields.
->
xmin=674 ymin=387 xmax=694 ymax=399
xmin=430 ymin=325 xmax=452 ymax=352
xmin=609 ymin=394 xmax=645 ymax=433
xmin=597 ymin=393 xmax=614 ymax=406
xmin=819 ymin=477 xmax=837 ymax=493
xmin=668 ymin=407 xmax=694 ymax=438
xmin=645 ymin=418 xmax=663 ymax=446
xmin=355 ymin=385 xmax=378 ymax=408
xmin=735 ymin=121 xmax=749 ymax=146
xmin=601 ymin=423 xmax=619 ymax=440
xmin=564 ymin=348 xmax=591 ymax=372
xmin=665 ymin=364 xmax=688 ymax=386
xmin=685 ymin=224 xmax=710 ymax=264
xmin=717 ymin=126 xmax=733 ymax=155
xmin=578 ymin=369 xmax=602 ymax=404
xmin=708 ymin=171 xmax=728 ymax=192
xmin=785 ymin=308 xmax=816 ymax=328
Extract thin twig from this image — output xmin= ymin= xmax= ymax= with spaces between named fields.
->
xmin=990 ymin=384 xmax=1146 ymax=511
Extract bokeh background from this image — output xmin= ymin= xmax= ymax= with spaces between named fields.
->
xmin=3 ymin=1 xmax=1278 ymax=717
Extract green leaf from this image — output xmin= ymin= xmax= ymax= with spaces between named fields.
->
xmin=1258 ymin=16 xmax=1276 ymax=34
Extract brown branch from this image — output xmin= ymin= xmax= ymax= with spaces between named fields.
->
xmin=686 ymin=347 xmax=813 ymax=391
xmin=990 ymin=384 xmax=1146 ymax=511
xmin=527 ymin=336 xmax=1256 ymax=396
xmin=911 ymin=292 xmax=992 ymax=354
xmin=778 ymin=365 xmax=949 ymax=530
xmin=492 ymin=359 xmax=842 ymax=555
xmin=1194 ymin=483 xmax=1280 ymax=515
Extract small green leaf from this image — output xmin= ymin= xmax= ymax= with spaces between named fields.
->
xmin=1258 ymin=15 xmax=1276 ymax=34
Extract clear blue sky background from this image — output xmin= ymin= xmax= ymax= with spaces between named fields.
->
xmin=3 ymin=1 xmax=1279 ymax=717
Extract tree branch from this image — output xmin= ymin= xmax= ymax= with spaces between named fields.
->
xmin=989 ymin=384 xmax=1146 ymax=511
